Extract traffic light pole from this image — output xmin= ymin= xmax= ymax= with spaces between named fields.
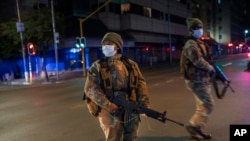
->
xmin=27 ymin=43 xmax=35 ymax=83
xmin=28 ymin=55 xmax=32 ymax=83
xmin=78 ymin=0 xmax=112 ymax=78
xmin=79 ymin=21 xmax=86 ymax=77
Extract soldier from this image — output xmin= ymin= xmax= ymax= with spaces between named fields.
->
xmin=84 ymin=32 xmax=150 ymax=141
xmin=180 ymin=18 xmax=215 ymax=140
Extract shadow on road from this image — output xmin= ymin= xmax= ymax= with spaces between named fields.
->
xmin=96 ymin=136 xmax=189 ymax=141
xmin=137 ymin=136 xmax=189 ymax=141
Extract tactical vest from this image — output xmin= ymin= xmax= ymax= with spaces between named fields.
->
xmin=84 ymin=55 xmax=140 ymax=117
xmin=99 ymin=55 xmax=139 ymax=101
xmin=180 ymin=38 xmax=212 ymax=79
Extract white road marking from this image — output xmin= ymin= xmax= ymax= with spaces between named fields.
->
xmin=222 ymin=62 xmax=232 ymax=67
xmin=165 ymin=80 xmax=173 ymax=83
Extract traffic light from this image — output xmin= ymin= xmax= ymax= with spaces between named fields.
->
xmin=75 ymin=37 xmax=86 ymax=48
xmin=80 ymin=37 xmax=86 ymax=48
xmin=75 ymin=38 xmax=80 ymax=48
xmin=27 ymin=43 xmax=36 ymax=55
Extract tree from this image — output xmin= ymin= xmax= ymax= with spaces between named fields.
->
xmin=0 ymin=17 xmax=22 ymax=61
xmin=0 ymin=6 xmax=65 ymax=81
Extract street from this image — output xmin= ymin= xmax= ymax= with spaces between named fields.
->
xmin=0 ymin=53 xmax=250 ymax=141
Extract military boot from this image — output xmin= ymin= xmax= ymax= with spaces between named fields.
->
xmin=185 ymin=124 xmax=212 ymax=140
xmin=195 ymin=128 xmax=212 ymax=140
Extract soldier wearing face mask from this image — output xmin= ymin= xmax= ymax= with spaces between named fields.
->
xmin=84 ymin=32 xmax=150 ymax=141
xmin=180 ymin=18 xmax=215 ymax=140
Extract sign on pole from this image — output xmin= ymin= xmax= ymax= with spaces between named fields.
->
xmin=55 ymin=32 xmax=59 ymax=43
xmin=16 ymin=22 xmax=24 ymax=32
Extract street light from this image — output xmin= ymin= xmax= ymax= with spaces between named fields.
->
xmin=245 ymin=29 xmax=249 ymax=44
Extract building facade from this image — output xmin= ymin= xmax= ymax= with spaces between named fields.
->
xmin=67 ymin=0 xmax=192 ymax=67
xmin=1 ymin=0 xmax=250 ymax=79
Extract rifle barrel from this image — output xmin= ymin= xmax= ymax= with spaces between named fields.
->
xmin=167 ymin=118 xmax=185 ymax=126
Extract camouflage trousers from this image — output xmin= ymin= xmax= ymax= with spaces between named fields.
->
xmin=98 ymin=109 xmax=139 ymax=141
xmin=185 ymin=80 xmax=215 ymax=130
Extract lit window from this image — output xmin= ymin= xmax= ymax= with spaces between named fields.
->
xmin=143 ymin=7 xmax=151 ymax=17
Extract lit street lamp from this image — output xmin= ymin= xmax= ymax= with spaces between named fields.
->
xmin=245 ymin=29 xmax=249 ymax=44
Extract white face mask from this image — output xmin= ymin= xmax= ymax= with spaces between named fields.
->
xmin=192 ymin=29 xmax=203 ymax=38
xmin=102 ymin=45 xmax=116 ymax=57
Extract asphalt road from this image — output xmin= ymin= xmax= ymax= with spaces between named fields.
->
xmin=0 ymin=53 xmax=250 ymax=141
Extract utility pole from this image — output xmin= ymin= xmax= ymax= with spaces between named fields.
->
xmin=16 ymin=0 xmax=28 ymax=82
xmin=51 ymin=0 xmax=59 ymax=80
xmin=167 ymin=0 xmax=172 ymax=64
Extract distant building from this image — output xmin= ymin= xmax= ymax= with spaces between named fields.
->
xmin=192 ymin=0 xmax=250 ymax=45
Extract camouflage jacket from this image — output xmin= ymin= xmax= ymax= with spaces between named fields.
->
xmin=180 ymin=38 xmax=212 ymax=81
xmin=84 ymin=54 xmax=150 ymax=111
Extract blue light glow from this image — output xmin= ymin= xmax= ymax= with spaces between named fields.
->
xmin=70 ymin=48 xmax=80 ymax=53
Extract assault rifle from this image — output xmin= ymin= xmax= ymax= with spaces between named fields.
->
xmin=210 ymin=62 xmax=235 ymax=99
xmin=112 ymin=94 xmax=184 ymax=126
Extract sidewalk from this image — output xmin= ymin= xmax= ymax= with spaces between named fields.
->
xmin=0 ymin=62 xmax=180 ymax=86
xmin=0 ymin=69 xmax=84 ymax=86
xmin=0 ymin=54 xmax=231 ymax=87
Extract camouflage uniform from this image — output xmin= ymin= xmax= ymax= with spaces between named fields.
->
xmin=180 ymin=38 xmax=214 ymax=131
xmin=84 ymin=53 xmax=150 ymax=141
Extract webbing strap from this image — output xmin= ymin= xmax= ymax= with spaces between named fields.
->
xmin=99 ymin=55 xmax=138 ymax=100
xmin=100 ymin=58 xmax=113 ymax=98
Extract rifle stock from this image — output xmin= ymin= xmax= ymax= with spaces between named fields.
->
xmin=112 ymin=94 xmax=184 ymax=126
